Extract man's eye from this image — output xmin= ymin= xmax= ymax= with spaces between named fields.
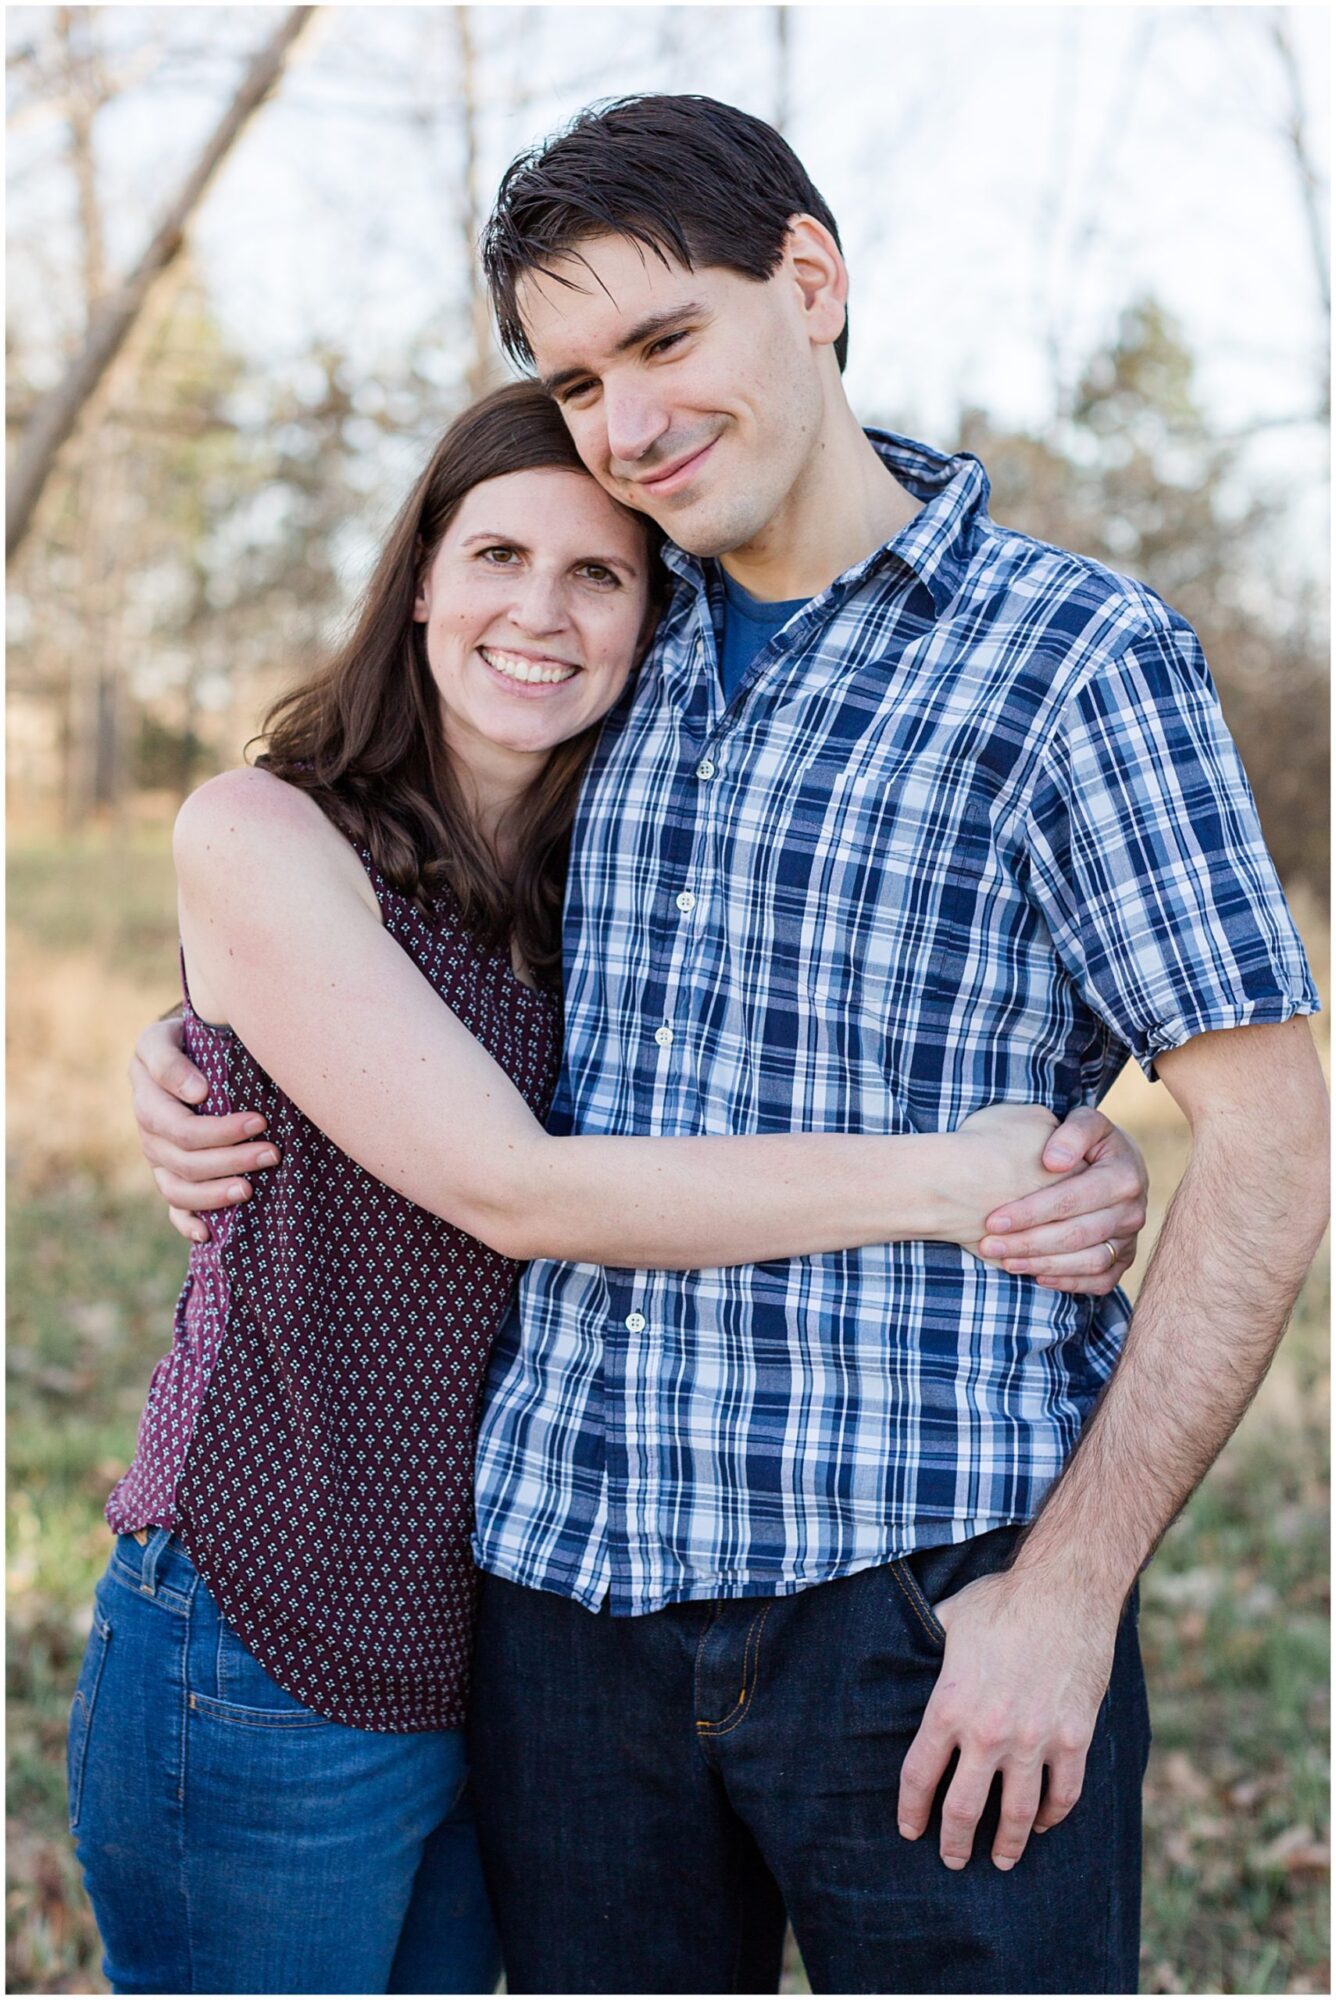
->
xmin=649 ymin=331 xmax=687 ymax=357
xmin=561 ymin=381 xmax=598 ymax=405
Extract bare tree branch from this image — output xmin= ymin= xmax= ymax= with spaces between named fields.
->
xmin=6 ymin=35 xmax=171 ymax=136
xmin=1268 ymin=8 xmax=1329 ymax=409
xmin=6 ymin=6 xmax=316 ymax=559
xmin=56 ymin=8 xmax=106 ymax=320
xmin=1050 ymin=13 xmax=1156 ymax=425
xmin=453 ymin=6 xmax=500 ymax=398
xmin=774 ymin=6 xmax=790 ymax=137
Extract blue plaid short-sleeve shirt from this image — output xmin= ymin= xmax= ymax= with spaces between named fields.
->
xmin=472 ymin=430 xmax=1318 ymax=1616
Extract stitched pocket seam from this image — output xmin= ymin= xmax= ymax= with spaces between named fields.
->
xmin=187 ymin=1690 xmax=330 ymax=1730
xmin=696 ymin=1604 xmax=774 ymax=1737
xmin=67 ymin=1612 xmax=112 ymax=1830
xmin=891 ymin=1559 xmax=947 ymax=1650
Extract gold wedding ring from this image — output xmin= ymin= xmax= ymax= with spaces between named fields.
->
xmin=1104 ymin=1240 xmax=1119 ymax=1270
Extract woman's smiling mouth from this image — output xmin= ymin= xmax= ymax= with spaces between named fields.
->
xmin=478 ymin=645 xmax=580 ymax=689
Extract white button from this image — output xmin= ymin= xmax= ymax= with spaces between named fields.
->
xmin=695 ymin=759 xmax=715 ymax=780
xmin=675 ymin=891 xmax=696 ymax=914
xmin=654 ymin=1025 xmax=674 ymax=1047
xmin=625 ymin=1311 xmax=646 ymax=1333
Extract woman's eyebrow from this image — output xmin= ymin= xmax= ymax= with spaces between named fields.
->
xmin=584 ymin=553 xmax=640 ymax=576
xmin=462 ymin=532 xmax=638 ymax=576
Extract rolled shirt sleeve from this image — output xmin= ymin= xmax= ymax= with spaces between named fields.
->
xmin=1023 ymin=617 xmax=1320 ymax=1077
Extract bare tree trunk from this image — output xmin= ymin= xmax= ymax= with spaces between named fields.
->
xmin=6 ymin=6 xmax=315 ymax=558
xmin=1269 ymin=10 xmax=1330 ymax=416
xmin=453 ymin=6 xmax=500 ymax=398
xmin=57 ymin=7 xmax=106 ymax=321
xmin=774 ymin=6 xmax=790 ymax=137
xmin=61 ymin=431 xmax=129 ymax=827
xmin=55 ymin=5 xmax=119 ymax=827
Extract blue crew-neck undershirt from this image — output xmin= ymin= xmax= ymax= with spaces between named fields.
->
xmin=716 ymin=565 xmax=809 ymax=703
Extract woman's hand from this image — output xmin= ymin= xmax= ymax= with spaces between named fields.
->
xmin=951 ymin=1104 xmax=1146 ymax=1294
xmin=130 ymin=1017 xmax=274 ymax=1245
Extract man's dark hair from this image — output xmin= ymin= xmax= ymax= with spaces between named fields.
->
xmin=482 ymin=94 xmax=849 ymax=374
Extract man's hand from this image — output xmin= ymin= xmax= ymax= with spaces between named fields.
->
xmin=130 ymin=1017 xmax=277 ymax=1244
xmin=896 ymin=1565 xmax=1121 ymax=1871
xmin=896 ymin=1100 xmax=1148 ymax=1865
xmin=977 ymin=1104 xmax=1148 ymax=1293
xmin=906 ymin=1019 xmax=1328 ymax=1876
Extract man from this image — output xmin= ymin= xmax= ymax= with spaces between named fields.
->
xmin=131 ymin=97 xmax=1324 ymax=1995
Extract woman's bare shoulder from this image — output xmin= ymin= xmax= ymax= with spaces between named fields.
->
xmin=175 ymin=765 xmax=323 ymax=845
xmin=173 ymin=768 xmax=378 ymax=915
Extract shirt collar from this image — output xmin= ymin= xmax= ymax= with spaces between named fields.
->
xmin=658 ymin=428 xmax=989 ymax=620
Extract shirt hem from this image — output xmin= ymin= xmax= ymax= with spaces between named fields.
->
xmin=475 ymin=1511 xmax=1038 ymax=1618
xmin=173 ymin=1519 xmax=471 ymax=1735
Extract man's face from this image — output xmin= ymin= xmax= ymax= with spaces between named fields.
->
xmin=517 ymin=231 xmax=830 ymax=561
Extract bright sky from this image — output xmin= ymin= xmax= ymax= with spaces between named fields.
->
xmin=8 ymin=4 xmax=1331 ymax=568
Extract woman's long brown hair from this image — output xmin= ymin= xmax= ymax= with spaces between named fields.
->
xmin=252 ymin=381 xmax=664 ymax=989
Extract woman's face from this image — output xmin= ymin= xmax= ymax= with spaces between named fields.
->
xmin=413 ymin=466 xmax=654 ymax=785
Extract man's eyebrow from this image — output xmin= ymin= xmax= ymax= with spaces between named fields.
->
xmin=539 ymin=303 xmax=705 ymax=397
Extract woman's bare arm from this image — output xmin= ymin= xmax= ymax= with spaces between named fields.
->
xmin=164 ymin=769 xmax=1148 ymax=1272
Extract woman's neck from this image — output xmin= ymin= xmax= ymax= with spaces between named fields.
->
xmin=442 ymin=735 xmax=535 ymax=877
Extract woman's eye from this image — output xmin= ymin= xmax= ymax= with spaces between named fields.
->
xmin=578 ymin=564 xmax=619 ymax=586
xmin=480 ymin=546 xmax=519 ymax=565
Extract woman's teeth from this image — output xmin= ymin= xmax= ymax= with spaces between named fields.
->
xmin=479 ymin=646 xmax=578 ymax=686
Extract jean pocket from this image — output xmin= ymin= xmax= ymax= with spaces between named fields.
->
xmin=890 ymin=1556 xmax=948 ymax=1651
xmin=67 ymin=1608 xmax=112 ymax=1831
xmin=188 ymin=1687 xmax=330 ymax=1729
xmin=196 ymin=1609 xmax=330 ymax=1728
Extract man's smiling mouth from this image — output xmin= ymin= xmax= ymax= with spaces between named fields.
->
xmin=636 ymin=437 xmax=719 ymax=497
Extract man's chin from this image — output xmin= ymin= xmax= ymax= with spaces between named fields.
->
xmin=656 ymin=501 xmax=762 ymax=561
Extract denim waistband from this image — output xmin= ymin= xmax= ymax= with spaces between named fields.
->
xmin=108 ymin=1528 xmax=201 ymax=1615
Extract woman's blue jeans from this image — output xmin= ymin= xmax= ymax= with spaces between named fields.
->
xmin=68 ymin=1530 xmax=501 ymax=1995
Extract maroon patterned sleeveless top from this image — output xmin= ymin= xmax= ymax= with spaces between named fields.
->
xmin=106 ymin=846 xmax=561 ymax=1732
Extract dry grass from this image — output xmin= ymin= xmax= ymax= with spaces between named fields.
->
xmin=7 ymin=833 xmax=181 ymax=1197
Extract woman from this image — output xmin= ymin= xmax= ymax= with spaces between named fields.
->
xmin=70 ymin=383 xmax=1141 ymax=1996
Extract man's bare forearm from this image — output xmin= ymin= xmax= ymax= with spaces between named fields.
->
xmin=1012 ymin=1099 xmax=1328 ymax=1609
xmin=895 ymin=1026 xmax=1325 ymax=1866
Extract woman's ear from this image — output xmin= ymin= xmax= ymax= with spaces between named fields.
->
xmin=412 ymin=536 xmax=431 ymax=622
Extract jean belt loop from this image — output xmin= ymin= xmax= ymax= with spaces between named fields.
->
xmin=139 ymin=1526 xmax=174 ymax=1596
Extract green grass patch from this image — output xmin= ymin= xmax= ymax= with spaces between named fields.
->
xmin=7 ymin=1186 xmax=187 ymax=1994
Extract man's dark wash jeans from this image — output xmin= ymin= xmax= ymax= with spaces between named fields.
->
xmin=469 ymin=1526 xmax=1150 ymax=1994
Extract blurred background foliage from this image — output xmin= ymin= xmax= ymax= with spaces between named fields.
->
xmin=6 ymin=5 xmax=1329 ymax=1992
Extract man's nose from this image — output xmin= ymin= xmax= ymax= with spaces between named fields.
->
xmin=604 ymin=383 xmax=671 ymax=468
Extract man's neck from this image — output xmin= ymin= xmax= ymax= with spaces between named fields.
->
xmin=719 ymin=399 xmax=922 ymax=603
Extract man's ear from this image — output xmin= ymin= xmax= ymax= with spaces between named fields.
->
xmin=784 ymin=215 xmax=848 ymax=354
